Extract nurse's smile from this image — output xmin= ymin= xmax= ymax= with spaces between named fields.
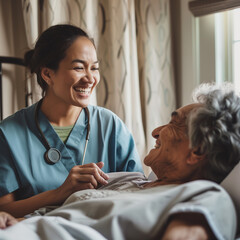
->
xmin=73 ymin=86 xmax=93 ymax=98
xmin=74 ymin=87 xmax=92 ymax=94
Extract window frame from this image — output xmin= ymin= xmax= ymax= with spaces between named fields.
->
xmin=189 ymin=0 xmax=240 ymax=17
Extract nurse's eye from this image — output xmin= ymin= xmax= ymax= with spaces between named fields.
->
xmin=73 ymin=66 xmax=84 ymax=71
xmin=91 ymin=66 xmax=99 ymax=71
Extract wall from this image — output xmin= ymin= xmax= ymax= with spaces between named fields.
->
xmin=0 ymin=0 xmax=28 ymax=118
xmin=170 ymin=0 xmax=216 ymax=107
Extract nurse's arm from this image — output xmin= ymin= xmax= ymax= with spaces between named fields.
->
xmin=0 ymin=188 xmax=69 ymax=218
xmin=0 ymin=162 xmax=109 ymax=218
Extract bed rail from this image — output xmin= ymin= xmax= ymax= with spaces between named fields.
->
xmin=0 ymin=56 xmax=25 ymax=121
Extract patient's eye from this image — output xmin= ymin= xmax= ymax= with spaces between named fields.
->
xmin=171 ymin=111 xmax=178 ymax=117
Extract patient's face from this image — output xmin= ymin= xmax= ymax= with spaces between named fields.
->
xmin=144 ymin=103 xmax=201 ymax=183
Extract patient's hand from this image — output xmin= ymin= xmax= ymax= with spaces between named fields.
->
xmin=162 ymin=220 xmax=209 ymax=240
xmin=161 ymin=213 xmax=215 ymax=240
xmin=0 ymin=211 xmax=18 ymax=229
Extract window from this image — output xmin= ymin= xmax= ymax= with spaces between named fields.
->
xmin=214 ymin=10 xmax=232 ymax=84
xmin=194 ymin=7 xmax=240 ymax=88
xmin=232 ymin=8 xmax=240 ymax=91
xmin=214 ymin=8 xmax=240 ymax=89
xmin=190 ymin=0 xmax=240 ymax=89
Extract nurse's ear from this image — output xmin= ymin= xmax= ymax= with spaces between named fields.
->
xmin=41 ymin=68 xmax=54 ymax=86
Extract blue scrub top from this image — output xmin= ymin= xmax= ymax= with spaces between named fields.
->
xmin=0 ymin=102 xmax=143 ymax=199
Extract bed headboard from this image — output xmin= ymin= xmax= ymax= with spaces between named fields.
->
xmin=0 ymin=56 xmax=26 ymax=120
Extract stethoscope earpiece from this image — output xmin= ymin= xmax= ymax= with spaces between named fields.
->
xmin=44 ymin=148 xmax=61 ymax=164
xmin=35 ymin=99 xmax=90 ymax=165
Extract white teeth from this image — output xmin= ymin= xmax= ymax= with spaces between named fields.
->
xmin=74 ymin=87 xmax=91 ymax=93
xmin=154 ymin=143 xmax=160 ymax=149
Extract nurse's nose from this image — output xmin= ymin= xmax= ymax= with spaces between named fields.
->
xmin=83 ymin=70 xmax=95 ymax=84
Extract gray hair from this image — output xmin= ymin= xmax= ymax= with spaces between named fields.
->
xmin=188 ymin=83 xmax=240 ymax=183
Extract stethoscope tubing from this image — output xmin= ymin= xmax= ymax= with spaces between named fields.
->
xmin=82 ymin=107 xmax=90 ymax=165
xmin=35 ymin=98 xmax=90 ymax=165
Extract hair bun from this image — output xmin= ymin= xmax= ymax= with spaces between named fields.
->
xmin=24 ymin=49 xmax=35 ymax=73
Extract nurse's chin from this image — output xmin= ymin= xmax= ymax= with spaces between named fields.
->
xmin=74 ymin=98 xmax=91 ymax=108
xmin=77 ymin=103 xmax=90 ymax=109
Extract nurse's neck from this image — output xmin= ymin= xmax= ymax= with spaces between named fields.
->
xmin=40 ymin=97 xmax=82 ymax=127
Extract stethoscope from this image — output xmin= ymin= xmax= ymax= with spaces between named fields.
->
xmin=35 ymin=99 xmax=90 ymax=165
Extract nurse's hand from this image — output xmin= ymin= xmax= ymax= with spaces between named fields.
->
xmin=0 ymin=211 xmax=18 ymax=229
xmin=57 ymin=162 xmax=109 ymax=199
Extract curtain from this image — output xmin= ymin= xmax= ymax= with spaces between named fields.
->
xmin=22 ymin=0 xmax=175 ymax=175
xmin=22 ymin=0 xmax=42 ymax=105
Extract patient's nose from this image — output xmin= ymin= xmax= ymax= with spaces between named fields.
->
xmin=152 ymin=125 xmax=165 ymax=139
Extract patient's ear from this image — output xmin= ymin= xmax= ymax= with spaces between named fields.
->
xmin=41 ymin=67 xmax=53 ymax=85
xmin=187 ymin=147 xmax=205 ymax=165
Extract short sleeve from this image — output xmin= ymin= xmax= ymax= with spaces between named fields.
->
xmin=0 ymin=129 xmax=19 ymax=196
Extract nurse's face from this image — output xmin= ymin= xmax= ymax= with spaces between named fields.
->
xmin=46 ymin=36 xmax=100 ymax=108
xmin=144 ymin=104 xmax=201 ymax=183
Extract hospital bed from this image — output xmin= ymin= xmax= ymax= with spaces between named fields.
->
xmin=0 ymin=57 xmax=239 ymax=239
xmin=0 ymin=170 xmax=239 ymax=240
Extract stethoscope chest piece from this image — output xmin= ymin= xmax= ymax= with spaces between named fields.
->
xmin=44 ymin=148 xmax=61 ymax=165
xmin=35 ymin=99 xmax=90 ymax=165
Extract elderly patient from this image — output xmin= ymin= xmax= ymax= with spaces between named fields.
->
xmin=143 ymin=83 xmax=240 ymax=239
xmin=92 ymin=83 xmax=239 ymax=239
xmin=146 ymin=85 xmax=239 ymax=186
xmin=1 ymin=83 xmax=239 ymax=240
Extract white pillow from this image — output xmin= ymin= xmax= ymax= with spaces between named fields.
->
xmin=221 ymin=162 xmax=240 ymax=221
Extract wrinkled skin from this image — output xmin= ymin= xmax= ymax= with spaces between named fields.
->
xmin=144 ymin=103 xmax=203 ymax=185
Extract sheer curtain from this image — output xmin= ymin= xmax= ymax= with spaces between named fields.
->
xmin=22 ymin=0 xmax=175 ymax=174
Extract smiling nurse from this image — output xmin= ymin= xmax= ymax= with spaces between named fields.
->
xmin=0 ymin=24 xmax=142 ymax=217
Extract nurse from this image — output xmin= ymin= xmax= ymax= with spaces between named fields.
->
xmin=0 ymin=24 xmax=142 ymax=217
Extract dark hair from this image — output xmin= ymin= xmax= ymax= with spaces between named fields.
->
xmin=188 ymin=83 xmax=240 ymax=183
xmin=24 ymin=24 xmax=95 ymax=96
